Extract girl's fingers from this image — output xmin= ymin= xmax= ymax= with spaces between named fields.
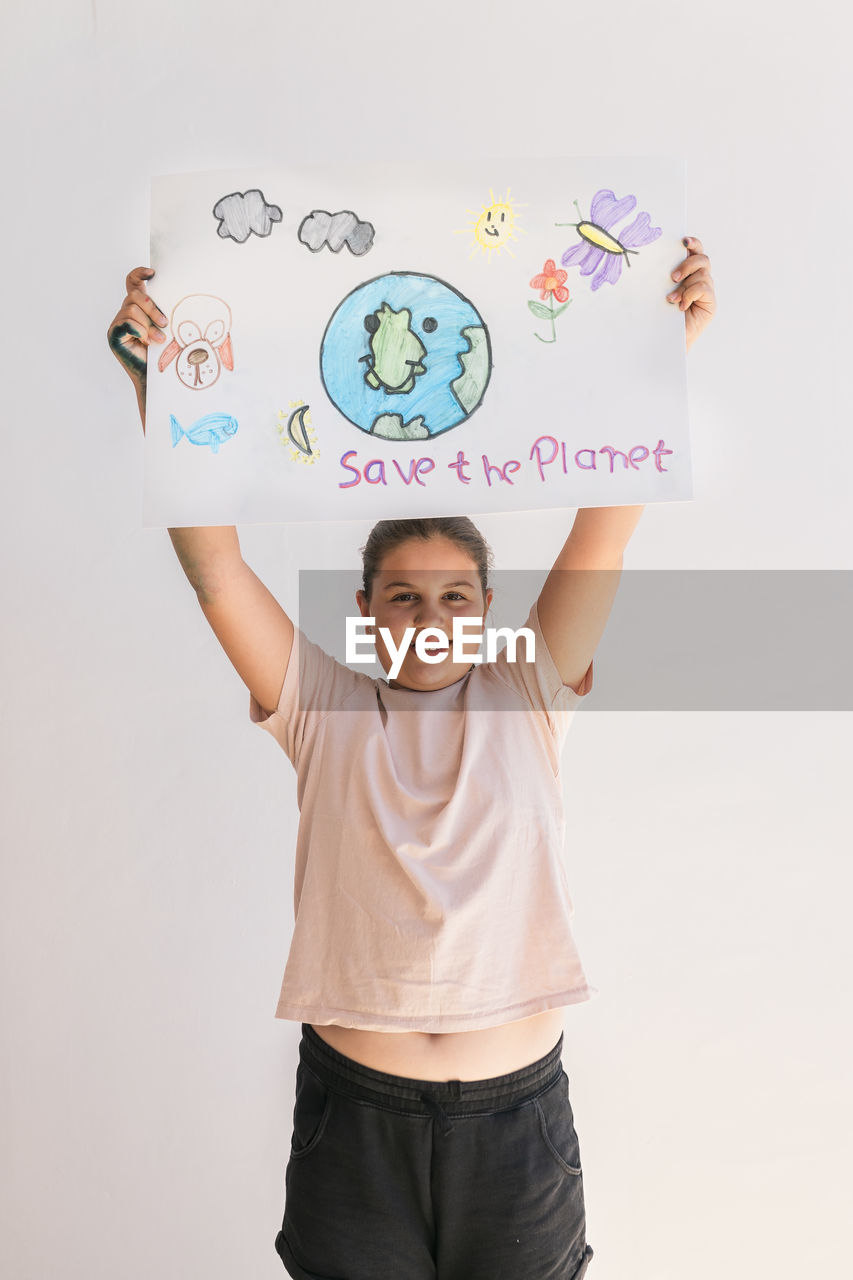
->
xmin=109 ymin=269 xmax=165 ymax=381
xmin=667 ymin=263 xmax=714 ymax=304
xmin=108 ymin=301 xmax=163 ymax=353
xmin=673 ymin=238 xmax=716 ymax=343
xmin=670 ymin=253 xmax=711 ymax=283
xmin=124 ymin=300 xmax=166 ymax=342
xmin=110 ymin=306 xmax=145 ymax=343
xmin=108 ymin=315 xmax=145 ymax=350
xmin=125 ymin=265 xmax=155 ymax=293
xmin=678 ymin=279 xmax=715 ymax=311
xmin=127 ymin=287 xmax=168 ymax=328
xmin=119 ymin=268 xmax=168 ymax=341
xmin=108 ymin=322 xmax=148 ymax=380
xmin=667 ymin=276 xmax=691 ymax=303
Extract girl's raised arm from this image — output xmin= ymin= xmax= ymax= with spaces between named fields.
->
xmin=108 ymin=267 xmax=294 ymax=715
xmin=536 ymin=506 xmax=643 ymax=693
xmin=537 ymin=236 xmax=716 ymax=691
xmin=167 ymin=527 xmax=294 ymax=716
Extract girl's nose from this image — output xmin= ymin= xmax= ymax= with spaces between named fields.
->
xmin=413 ymin=599 xmax=446 ymax=629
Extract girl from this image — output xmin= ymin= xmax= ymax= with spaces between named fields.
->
xmin=108 ymin=241 xmax=715 ymax=1279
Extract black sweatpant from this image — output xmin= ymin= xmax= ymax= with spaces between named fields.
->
xmin=275 ymin=1023 xmax=594 ymax=1279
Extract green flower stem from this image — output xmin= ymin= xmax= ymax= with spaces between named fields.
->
xmin=529 ymin=292 xmax=570 ymax=343
xmin=534 ymin=293 xmax=556 ymax=344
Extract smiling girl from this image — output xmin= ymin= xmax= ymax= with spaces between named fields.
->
xmin=108 ymin=238 xmax=715 ymax=1279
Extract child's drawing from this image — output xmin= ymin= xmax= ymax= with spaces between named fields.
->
xmin=146 ymin=161 xmax=689 ymax=525
xmin=558 ymin=190 xmax=662 ymax=291
xmin=278 ymin=402 xmax=319 ymax=463
xmin=157 ymin=295 xmax=234 ymax=389
xmin=456 ymin=190 xmax=525 ymax=262
xmin=213 ymin=190 xmax=282 ymax=242
xmin=320 ymin=273 xmax=491 ymax=441
xmin=528 ymin=260 xmax=572 ymax=344
xmin=170 ymin=412 xmax=239 ymax=454
xmin=298 ymin=211 xmax=375 ymax=256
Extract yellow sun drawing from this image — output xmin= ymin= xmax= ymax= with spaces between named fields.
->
xmin=277 ymin=401 xmax=319 ymax=464
xmin=457 ymin=189 xmax=525 ymax=262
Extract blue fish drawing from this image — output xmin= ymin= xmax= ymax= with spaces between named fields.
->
xmin=170 ymin=413 xmax=239 ymax=454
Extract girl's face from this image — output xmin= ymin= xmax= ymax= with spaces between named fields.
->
xmin=356 ymin=536 xmax=493 ymax=691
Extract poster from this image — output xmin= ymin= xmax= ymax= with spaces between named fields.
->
xmin=144 ymin=158 xmax=689 ymax=526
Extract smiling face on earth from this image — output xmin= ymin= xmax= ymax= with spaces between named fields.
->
xmin=356 ymin=536 xmax=493 ymax=691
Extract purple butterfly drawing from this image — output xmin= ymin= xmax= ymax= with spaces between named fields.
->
xmin=558 ymin=190 xmax=662 ymax=291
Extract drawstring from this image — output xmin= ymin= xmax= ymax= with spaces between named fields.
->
xmin=419 ymin=1082 xmax=461 ymax=1136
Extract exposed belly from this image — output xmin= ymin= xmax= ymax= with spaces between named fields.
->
xmin=311 ymin=1008 xmax=565 ymax=1081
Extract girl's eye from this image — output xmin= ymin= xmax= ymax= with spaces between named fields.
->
xmin=388 ymin=591 xmax=469 ymax=602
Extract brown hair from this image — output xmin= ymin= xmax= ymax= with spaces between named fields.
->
xmin=360 ymin=517 xmax=493 ymax=603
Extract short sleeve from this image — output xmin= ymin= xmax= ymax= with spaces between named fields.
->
xmin=488 ymin=600 xmax=594 ymax=738
xmin=249 ymin=626 xmax=363 ymax=769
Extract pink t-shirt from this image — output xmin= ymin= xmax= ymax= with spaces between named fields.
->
xmin=250 ymin=600 xmax=596 ymax=1032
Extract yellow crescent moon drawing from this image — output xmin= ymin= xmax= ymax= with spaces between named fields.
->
xmin=287 ymin=404 xmax=313 ymax=455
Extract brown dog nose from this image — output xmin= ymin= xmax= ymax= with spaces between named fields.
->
xmin=187 ymin=349 xmax=208 ymax=365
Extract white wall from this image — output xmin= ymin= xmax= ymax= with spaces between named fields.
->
xmin=1 ymin=1 xmax=849 ymax=1277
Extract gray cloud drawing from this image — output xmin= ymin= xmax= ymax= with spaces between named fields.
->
xmin=213 ymin=190 xmax=283 ymax=243
xmin=298 ymin=210 xmax=375 ymax=256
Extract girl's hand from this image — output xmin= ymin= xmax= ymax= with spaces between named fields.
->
xmin=667 ymin=237 xmax=716 ymax=350
xmin=107 ymin=266 xmax=168 ymax=387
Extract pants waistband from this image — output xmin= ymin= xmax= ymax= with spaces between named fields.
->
xmin=299 ymin=1023 xmax=564 ymax=1127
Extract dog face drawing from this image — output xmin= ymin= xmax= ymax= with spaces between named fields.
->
xmin=158 ymin=295 xmax=234 ymax=389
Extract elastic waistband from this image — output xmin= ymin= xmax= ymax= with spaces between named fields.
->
xmin=299 ymin=1023 xmax=564 ymax=1120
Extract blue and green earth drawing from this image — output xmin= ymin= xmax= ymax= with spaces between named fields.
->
xmin=320 ymin=273 xmax=492 ymax=441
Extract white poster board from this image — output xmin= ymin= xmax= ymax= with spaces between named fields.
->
xmin=144 ymin=158 xmax=689 ymax=526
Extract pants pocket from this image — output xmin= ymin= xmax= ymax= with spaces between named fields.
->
xmin=289 ymin=1061 xmax=333 ymax=1161
xmin=532 ymin=1068 xmax=583 ymax=1177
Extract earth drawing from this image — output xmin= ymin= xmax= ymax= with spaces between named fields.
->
xmin=320 ymin=273 xmax=492 ymax=441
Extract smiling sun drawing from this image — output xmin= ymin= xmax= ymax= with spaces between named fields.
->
xmin=457 ymin=189 xmax=525 ymax=262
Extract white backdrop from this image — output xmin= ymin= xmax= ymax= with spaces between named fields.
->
xmin=1 ymin=2 xmax=850 ymax=1278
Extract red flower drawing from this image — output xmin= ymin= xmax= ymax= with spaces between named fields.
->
xmin=528 ymin=259 xmax=572 ymax=343
xmin=530 ymin=259 xmax=570 ymax=303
